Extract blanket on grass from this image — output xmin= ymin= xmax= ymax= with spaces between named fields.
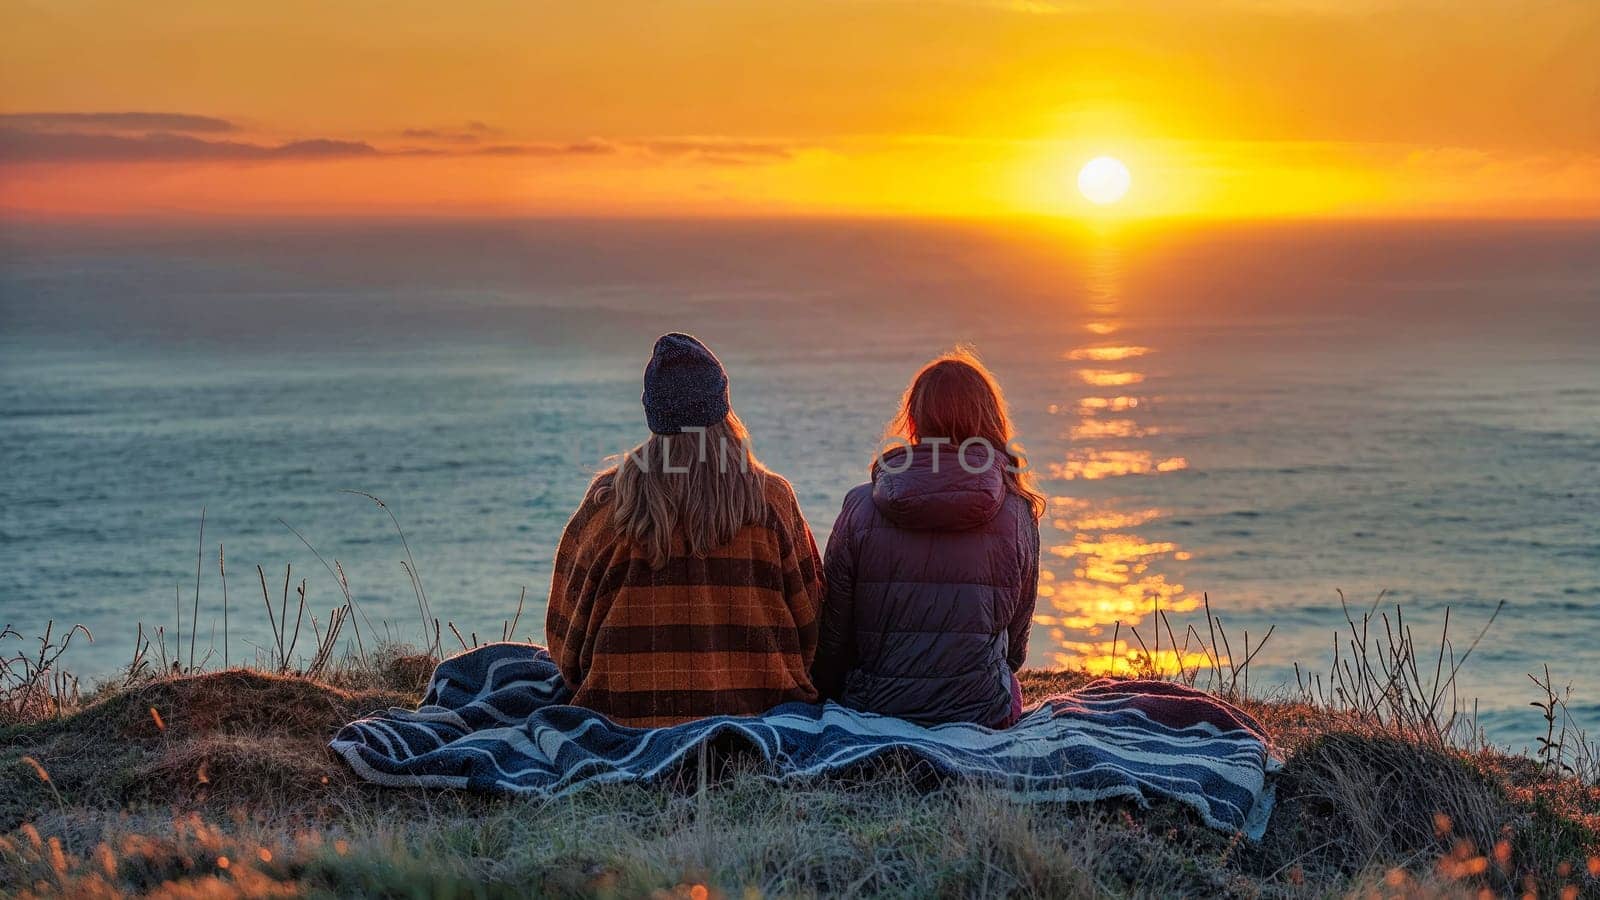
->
xmin=331 ymin=643 xmax=1277 ymax=838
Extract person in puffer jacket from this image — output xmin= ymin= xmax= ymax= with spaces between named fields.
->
xmin=812 ymin=348 xmax=1045 ymax=728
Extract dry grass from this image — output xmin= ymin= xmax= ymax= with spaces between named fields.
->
xmin=3 ymin=504 xmax=1598 ymax=897
xmin=0 ymin=775 xmax=1254 ymax=898
xmin=2 ymin=662 xmax=1596 ymax=898
xmin=0 ymin=621 xmax=92 ymax=722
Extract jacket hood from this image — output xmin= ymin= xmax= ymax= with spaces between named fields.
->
xmin=871 ymin=442 xmax=1008 ymax=531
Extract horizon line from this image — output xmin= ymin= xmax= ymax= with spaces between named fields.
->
xmin=3 ymin=207 xmax=1598 ymax=229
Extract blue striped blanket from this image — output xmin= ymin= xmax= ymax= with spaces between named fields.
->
xmin=331 ymin=643 xmax=1277 ymax=837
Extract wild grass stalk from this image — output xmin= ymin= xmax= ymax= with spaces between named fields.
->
xmin=279 ymin=518 xmax=373 ymax=669
xmin=219 ymin=543 xmax=229 ymax=669
xmin=247 ymin=565 xmax=316 ymax=675
xmin=172 ymin=583 xmax=181 ymax=673
xmin=256 ymin=565 xmax=278 ymax=668
xmin=289 ymin=579 xmax=307 ymax=665
xmin=125 ymin=623 xmax=150 ymax=687
xmin=154 ymin=624 xmax=170 ymax=674
xmin=502 ymin=586 xmax=527 ymax=642
xmin=343 ymin=490 xmax=436 ymax=657
xmin=189 ymin=507 xmax=204 ymax=673
xmin=304 ymin=603 xmax=349 ymax=680
xmin=399 ymin=560 xmax=439 ymax=658
xmin=279 ymin=564 xmax=291 ymax=666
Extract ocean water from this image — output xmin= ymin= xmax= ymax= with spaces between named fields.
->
xmin=1 ymin=217 xmax=1596 ymax=746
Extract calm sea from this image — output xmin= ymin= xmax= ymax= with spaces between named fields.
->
xmin=2 ymin=217 xmax=1596 ymax=746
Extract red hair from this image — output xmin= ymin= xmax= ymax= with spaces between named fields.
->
xmin=876 ymin=347 xmax=1046 ymax=519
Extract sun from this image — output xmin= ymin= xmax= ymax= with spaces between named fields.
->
xmin=1077 ymin=156 xmax=1131 ymax=206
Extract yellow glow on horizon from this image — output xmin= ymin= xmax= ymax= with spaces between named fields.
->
xmin=2 ymin=1 xmax=1598 ymax=219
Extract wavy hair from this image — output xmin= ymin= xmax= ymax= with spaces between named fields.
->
xmin=590 ymin=412 xmax=769 ymax=569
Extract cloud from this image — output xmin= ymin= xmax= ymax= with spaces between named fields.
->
xmin=399 ymin=122 xmax=506 ymax=144
xmin=468 ymin=139 xmax=617 ymax=157
xmin=635 ymin=138 xmax=798 ymax=163
xmin=439 ymin=137 xmax=800 ymax=163
xmin=401 ymin=128 xmax=480 ymax=143
xmin=400 ymin=122 xmax=508 ymax=144
xmin=0 ymin=129 xmax=377 ymax=163
xmin=0 ymin=112 xmax=804 ymax=168
xmin=0 ymin=112 xmax=237 ymax=133
xmin=0 ymin=127 xmax=626 ymax=164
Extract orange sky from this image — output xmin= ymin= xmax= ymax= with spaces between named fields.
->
xmin=3 ymin=0 xmax=1597 ymax=219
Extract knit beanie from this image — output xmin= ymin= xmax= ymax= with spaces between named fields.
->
xmin=641 ymin=332 xmax=730 ymax=435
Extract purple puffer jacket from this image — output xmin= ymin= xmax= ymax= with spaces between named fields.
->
xmin=812 ymin=442 xmax=1040 ymax=727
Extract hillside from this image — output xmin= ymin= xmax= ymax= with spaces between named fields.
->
xmin=3 ymin=659 xmax=1597 ymax=898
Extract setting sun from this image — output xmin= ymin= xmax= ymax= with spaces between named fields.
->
xmin=1078 ymin=157 xmax=1132 ymax=206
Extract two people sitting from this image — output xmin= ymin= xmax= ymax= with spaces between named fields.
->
xmin=544 ymin=333 xmax=1044 ymax=729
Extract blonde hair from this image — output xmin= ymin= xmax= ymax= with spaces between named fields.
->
xmin=590 ymin=412 xmax=769 ymax=569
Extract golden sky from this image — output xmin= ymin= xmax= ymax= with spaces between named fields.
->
xmin=2 ymin=0 xmax=1597 ymax=219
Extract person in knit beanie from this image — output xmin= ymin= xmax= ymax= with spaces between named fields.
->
xmin=544 ymin=333 xmax=823 ymax=726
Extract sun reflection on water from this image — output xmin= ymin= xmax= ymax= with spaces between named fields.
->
xmin=1051 ymin=449 xmax=1188 ymax=481
xmin=1076 ymin=396 xmax=1140 ymax=412
xmin=1075 ymin=368 xmax=1146 ymax=387
xmin=1065 ymin=345 xmax=1151 ymax=362
xmin=1068 ymin=418 xmax=1148 ymax=440
xmin=1035 ymin=241 xmax=1210 ymax=677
